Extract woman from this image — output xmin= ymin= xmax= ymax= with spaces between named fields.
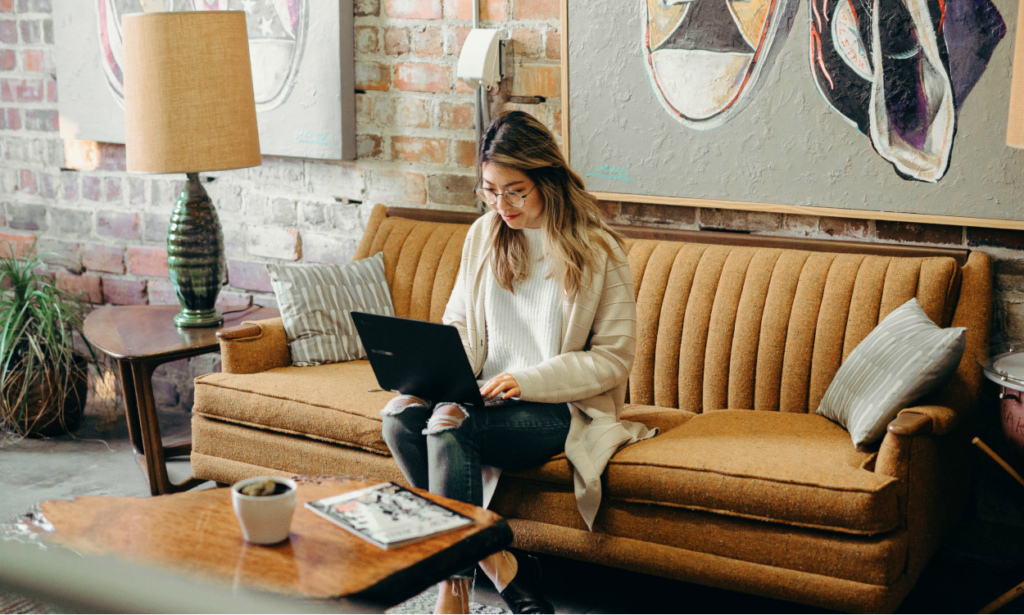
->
xmin=381 ymin=111 xmax=654 ymax=614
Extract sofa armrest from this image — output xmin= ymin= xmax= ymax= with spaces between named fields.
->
xmin=887 ymin=413 xmax=933 ymax=437
xmin=896 ymin=405 xmax=958 ymax=436
xmin=216 ymin=318 xmax=291 ymax=374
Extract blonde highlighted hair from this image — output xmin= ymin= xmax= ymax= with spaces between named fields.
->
xmin=479 ymin=111 xmax=623 ymax=296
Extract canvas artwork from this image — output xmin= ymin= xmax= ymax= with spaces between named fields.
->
xmin=568 ymin=0 xmax=1024 ymax=225
xmin=53 ymin=0 xmax=354 ymax=160
xmin=641 ymin=0 xmax=1005 ymax=182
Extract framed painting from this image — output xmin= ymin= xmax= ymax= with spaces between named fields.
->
xmin=560 ymin=0 xmax=1024 ymax=229
xmin=52 ymin=0 xmax=355 ymax=160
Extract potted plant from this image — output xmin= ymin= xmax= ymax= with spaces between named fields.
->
xmin=0 ymin=246 xmax=95 ymax=440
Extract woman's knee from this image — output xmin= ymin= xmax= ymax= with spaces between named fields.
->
xmin=381 ymin=394 xmax=429 ymax=417
xmin=424 ymin=404 xmax=468 ymax=435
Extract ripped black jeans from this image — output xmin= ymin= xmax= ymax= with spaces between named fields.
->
xmin=381 ymin=396 xmax=571 ymax=512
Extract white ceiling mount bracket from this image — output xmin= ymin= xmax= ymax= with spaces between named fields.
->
xmin=457 ymin=29 xmax=503 ymax=90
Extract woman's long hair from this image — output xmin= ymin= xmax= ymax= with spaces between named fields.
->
xmin=479 ymin=111 xmax=623 ymax=296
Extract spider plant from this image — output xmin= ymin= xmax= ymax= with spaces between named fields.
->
xmin=0 ymin=244 xmax=95 ymax=441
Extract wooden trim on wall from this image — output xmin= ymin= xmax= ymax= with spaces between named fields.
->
xmin=385 ymin=207 xmax=971 ymax=264
xmin=558 ymin=0 xmax=1023 ymax=231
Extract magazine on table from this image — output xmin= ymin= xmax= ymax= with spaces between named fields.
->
xmin=304 ymin=482 xmax=474 ymax=549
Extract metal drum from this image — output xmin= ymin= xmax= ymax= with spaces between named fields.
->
xmin=979 ymin=342 xmax=1024 ymax=472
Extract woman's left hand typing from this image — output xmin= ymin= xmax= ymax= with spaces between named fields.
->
xmin=480 ymin=372 xmax=521 ymax=400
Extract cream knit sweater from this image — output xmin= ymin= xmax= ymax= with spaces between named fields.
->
xmin=443 ymin=212 xmax=655 ymax=529
xmin=479 ymin=228 xmax=563 ymax=385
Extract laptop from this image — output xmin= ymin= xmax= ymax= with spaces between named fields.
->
xmin=351 ymin=312 xmax=520 ymax=408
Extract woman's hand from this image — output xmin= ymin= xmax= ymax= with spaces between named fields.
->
xmin=480 ymin=372 xmax=521 ymax=400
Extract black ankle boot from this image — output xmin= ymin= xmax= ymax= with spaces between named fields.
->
xmin=498 ymin=553 xmax=554 ymax=614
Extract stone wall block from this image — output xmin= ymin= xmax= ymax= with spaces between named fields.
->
xmin=395 ymin=63 xmax=450 ymax=93
xmin=514 ymin=0 xmax=559 ymax=19
xmin=215 ymin=290 xmax=253 ymax=313
xmin=143 ymin=212 xmax=169 ymax=243
xmin=270 ymin=197 xmax=297 ymax=226
xmin=128 ymin=177 xmax=147 ymax=206
xmin=102 ymin=277 xmax=147 ymax=305
xmin=439 ymin=101 xmax=474 ymax=130
xmin=392 ymin=136 xmax=447 ymax=163
xmin=55 ymin=270 xmax=102 ymax=304
xmin=226 ymin=259 xmax=273 ymax=293
xmin=357 ymin=134 xmax=384 ymax=159
xmin=354 ymin=0 xmax=380 ymax=16
xmin=302 ymin=231 xmax=358 ymax=264
xmin=50 ymin=207 xmax=92 ymax=236
xmin=369 ymin=169 xmax=426 ymax=205
xmin=147 ymin=279 xmax=178 ymax=306
xmin=426 ymin=173 xmax=476 ymax=206
xmin=819 ymin=216 xmax=870 ymax=239
xmin=876 ymin=221 xmax=962 ymax=245
xmin=247 ymin=226 xmax=301 ymax=261
xmin=6 ymin=202 xmax=46 ymax=230
xmin=36 ymin=238 xmax=81 ymax=270
xmin=0 ymin=230 xmax=34 ymax=259
xmin=510 ymin=66 xmax=560 ymax=97
xmin=83 ymin=244 xmax=125 ymax=274
xmin=305 ymin=162 xmax=365 ymax=201
xmin=329 ymin=201 xmax=362 ymax=232
xmin=385 ymin=0 xmax=441 ymax=18
xmin=355 ymin=25 xmax=379 ymax=54
xmin=701 ymin=208 xmax=782 ymax=233
xmin=97 ymin=210 xmax=140 ymax=240
xmin=127 ymin=246 xmax=169 ymax=278
xmin=299 ymin=201 xmax=327 ymax=227
xmin=82 ymin=176 xmax=101 ymax=201
xmin=97 ymin=143 xmax=125 ymax=171
xmin=443 ymin=0 xmax=506 ymax=20
xmin=356 ymin=61 xmax=391 ymax=91
xmin=618 ymin=202 xmax=697 ymax=228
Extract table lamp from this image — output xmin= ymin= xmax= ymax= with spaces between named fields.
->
xmin=123 ymin=11 xmax=261 ymax=328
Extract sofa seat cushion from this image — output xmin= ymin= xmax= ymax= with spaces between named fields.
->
xmin=504 ymin=404 xmax=696 ymax=486
xmin=605 ymin=410 xmax=899 ymax=535
xmin=193 ymin=360 xmax=397 ymax=455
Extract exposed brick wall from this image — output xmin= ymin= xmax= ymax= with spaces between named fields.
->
xmin=1 ymin=0 xmax=1020 ymax=412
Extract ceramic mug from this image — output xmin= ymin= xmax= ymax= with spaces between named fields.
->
xmin=231 ymin=477 xmax=297 ymax=545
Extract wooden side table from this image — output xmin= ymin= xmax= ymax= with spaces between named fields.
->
xmin=83 ymin=305 xmax=280 ymax=496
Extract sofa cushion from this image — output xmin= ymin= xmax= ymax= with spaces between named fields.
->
xmin=605 ymin=410 xmax=900 ymax=535
xmin=193 ymin=360 xmax=397 ymax=455
xmin=503 ymin=404 xmax=696 ymax=486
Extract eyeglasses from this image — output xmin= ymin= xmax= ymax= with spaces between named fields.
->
xmin=474 ymin=184 xmax=537 ymax=208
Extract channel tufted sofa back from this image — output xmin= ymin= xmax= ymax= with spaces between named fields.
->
xmin=624 ymin=242 xmax=962 ymax=414
xmin=353 ymin=205 xmax=980 ymax=421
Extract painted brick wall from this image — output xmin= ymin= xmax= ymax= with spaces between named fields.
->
xmin=1 ymin=0 xmax=1021 ymax=413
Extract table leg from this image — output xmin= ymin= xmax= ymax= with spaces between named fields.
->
xmin=116 ymin=360 xmax=144 ymax=457
xmin=131 ymin=360 xmax=205 ymax=495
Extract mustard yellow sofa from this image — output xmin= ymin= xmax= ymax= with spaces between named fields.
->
xmin=191 ymin=204 xmax=992 ymax=612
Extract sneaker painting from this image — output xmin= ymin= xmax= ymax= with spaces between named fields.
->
xmin=643 ymin=0 xmax=800 ymax=130
xmin=810 ymin=0 xmax=1004 ymax=182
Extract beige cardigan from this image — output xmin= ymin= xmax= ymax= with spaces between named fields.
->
xmin=442 ymin=212 xmax=655 ymax=529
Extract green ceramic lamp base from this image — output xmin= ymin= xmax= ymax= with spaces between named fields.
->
xmin=167 ymin=173 xmax=226 ymax=330
xmin=173 ymin=308 xmax=224 ymax=328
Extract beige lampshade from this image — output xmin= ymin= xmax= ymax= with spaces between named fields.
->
xmin=1008 ymin=0 xmax=1024 ymax=147
xmin=123 ymin=11 xmax=261 ymax=173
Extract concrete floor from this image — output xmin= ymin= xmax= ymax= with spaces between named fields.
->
xmin=2 ymin=401 xmax=1023 ymax=614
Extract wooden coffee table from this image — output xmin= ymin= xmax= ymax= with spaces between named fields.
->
xmin=83 ymin=305 xmax=279 ymax=496
xmin=33 ymin=477 xmax=513 ymax=606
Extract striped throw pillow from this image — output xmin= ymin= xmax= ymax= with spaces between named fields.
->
xmin=267 ymin=253 xmax=394 ymax=366
xmin=816 ymin=298 xmax=966 ymax=449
